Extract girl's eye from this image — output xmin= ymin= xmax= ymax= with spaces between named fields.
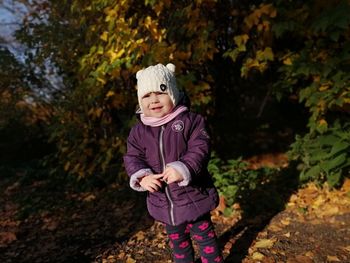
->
xmin=142 ymin=94 xmax=150 ymax=98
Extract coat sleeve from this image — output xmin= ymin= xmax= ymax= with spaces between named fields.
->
xmin=123 ymin=125 xmax=152 ymax=191
xmin=172 ymin=114 xmax=211 ymax=184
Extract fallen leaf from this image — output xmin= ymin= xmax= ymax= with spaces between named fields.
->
xmin=134 ymin=230 xmax=145 ymax=241
xmin=83 ymin=193 xmax=96 ymax=202
xmin=320 ymin=205 xmax=339 ymax=216
xmin=341 ymin=178 xmax=350 ymax=192
xmin=280 ymin=219 xmax=290 ymax=225
xmin=342 ymin=246 xmax=350 ymax=252
xmin=217 ymin=196 xmax=226 ymax=213
xmin=268 ymin=224 xmax=282 ymax=232
xmin=327 ymin=255 xmax=341 ymax=262
xmin=305 ymin=251 xmax=314 ymax=258
xmin=283 ymin=232 xmax=291 ymax=238
xmin=117 ymin=252 xmax=125 ymax=259
xmin=126 ymin=257 xmax=136 ymax=263
xmin=295 ymin=255 xmax=313 ymax=263
xmin=311 ymin=195 xmax=325 ymax=209
xmin=157 ymin=243 xmax=165 ymax=248
xmin=105 ymin=255 xmax=117 ymax=263
xmin=252 ymin=251 xmax=265 ymax=260
xmin=254 ymin=238 xmax=276 ymax=249
xmin=0 ymin=232 xmax=17 ymax=247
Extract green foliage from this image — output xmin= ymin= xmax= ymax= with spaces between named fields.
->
xmin=209 ymin=153 xmax=276 ymax=215
xmin=221 ymin=0 xmax=350 ymax=187
xmin=288 ymin=121 xmax=350 ymax=188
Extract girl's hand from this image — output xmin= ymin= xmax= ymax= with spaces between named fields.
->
xmin=139 ymin=174 xmax=164 ymax=192
xmin=162 ymin=166 xmax=184 ymax=184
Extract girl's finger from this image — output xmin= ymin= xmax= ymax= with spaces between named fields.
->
xmin=147 ymin=186 xmax=155 ymax=193
xmin=153 ymin=179 xmax=162 ymax=188
xmin=151 ymin=183 xmax=160 ymax=192
xmin=153 ymin=173 xmax=164 ymax=180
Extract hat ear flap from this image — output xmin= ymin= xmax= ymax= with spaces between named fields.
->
xmin=136 ymin=69 xmax=143 ymax=79
xmin=166 ymin=63 xmax=175 ymax=73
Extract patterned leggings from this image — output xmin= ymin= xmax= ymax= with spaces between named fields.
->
xmin=165 ymin=214 xmax=223 ymax=263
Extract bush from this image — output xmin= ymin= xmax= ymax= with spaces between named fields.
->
xmin=209 ymin=154 xmax=277 ymax=215
xmin=288 ymin=120 xmax=350 ymax=188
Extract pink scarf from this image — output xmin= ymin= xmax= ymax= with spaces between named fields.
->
xmin=140 ymin=106 xmax=188 ymax=127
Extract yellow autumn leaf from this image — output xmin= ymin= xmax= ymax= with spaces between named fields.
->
xmin=280 ymin=218 xmax=290 ymax=225
xmin=126 ymin=257 xmax=136 ymax=263
xmin=342 ymin=246 xmax=350 ymax=252
xmin=134 ymin=230 xmax=145 ymax=241
xmin=107 ymin=49 xmax=125 ymax=62
xmin=252 ymin=251 xmax=265 ymax=260
xmin=144 ymin=16 xmax=152 ymax=28
xmin=106 ymin=90 xmax=115 ymax=97
xmin=283 ymin=232 xmax=291 ymax=238
xmin=343 ymin=98 xmax=350 ymax=104
xmin=283 ymin=57 xmax=292 ymax=65
xmin=244 ymin=13 xmax=259 ymax=29
xmin=319 ymin=85 xmax=329 ymax=91
xmin=115 ymin=48 xmax=125 ymax=59
xmin=268 ymin=224 xmax=282 ymax=232
xmin=105 ymin=9 xmax=117 ymax=21
xmin=234 ymin=34 xmax=249 ymax=46
xmin=100 ymin=31 xmax=109 ymax=42
xmin=260 ymin=3 xmax=277 ymax=18
xmin=305 ymin=251 xmax=314 ymax=257
xmin=97 ymin=77 xmax=106 ymax=85
xmin=256 ymin=47 xmax=274 ymax=61
xmin=327 ymin=255 xmax=341 ymax=262
xmin=97 ymin=46 xmax=104 ymax=55
xmin=245 ymin=58 xmax=260 ymax=69
xmin=254 ymin=238 xmax=276 ymax=248
xmin=244 ymin=4 xmax=276 ymax=29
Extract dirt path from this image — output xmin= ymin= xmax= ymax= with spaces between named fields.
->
xmin=1 ymin=172 xmax=349 ymax=263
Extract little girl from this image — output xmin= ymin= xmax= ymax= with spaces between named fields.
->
xmin=123 ymin=63 xmax=223 ymax=263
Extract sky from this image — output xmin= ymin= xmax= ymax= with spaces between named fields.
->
xmin=0 ymin=0 xmax=27 ymax=45
xmin=0 ymin=0 xmax=64 ymax=98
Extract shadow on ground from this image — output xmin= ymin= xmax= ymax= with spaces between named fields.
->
xmin=0 ymin=165 xmax=153 ymax=263
xmin=217 ymin=164 xmax=300 ymax=262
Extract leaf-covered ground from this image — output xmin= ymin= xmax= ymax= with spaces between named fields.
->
xmin=1 ymin=166 xmax=349 ymax=263
xmin=95 ymin=181 xmax=350 ymax=263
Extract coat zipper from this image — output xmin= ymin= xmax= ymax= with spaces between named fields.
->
xmin=159 ymin=126 xmax=175 ymax=226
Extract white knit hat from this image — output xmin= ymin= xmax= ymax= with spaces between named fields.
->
xmin=136 ymin=63 xmax=179 ymax=112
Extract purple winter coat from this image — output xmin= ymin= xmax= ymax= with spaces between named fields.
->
xmin=123 ymin=109 xmax=219 ymax=226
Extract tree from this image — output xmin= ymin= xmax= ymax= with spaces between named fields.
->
xmin=13 ymin=0 xmax=350 ymax=186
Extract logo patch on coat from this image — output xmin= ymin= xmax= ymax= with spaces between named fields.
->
xmin=172 ymin=120 xmax=184 ymax=132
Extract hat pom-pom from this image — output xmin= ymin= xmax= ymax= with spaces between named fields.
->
xmin=166 ymin=63 xmax=176 ymax=73
xmin=136 ymin=69 xmax=143 ymax=79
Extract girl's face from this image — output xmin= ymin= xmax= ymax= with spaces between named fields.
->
xmin=141 ymin=92 xmax=174 ymax=118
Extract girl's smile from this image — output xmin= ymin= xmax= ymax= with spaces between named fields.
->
xmin=141 ymin=92 xmax=174 ymax=118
